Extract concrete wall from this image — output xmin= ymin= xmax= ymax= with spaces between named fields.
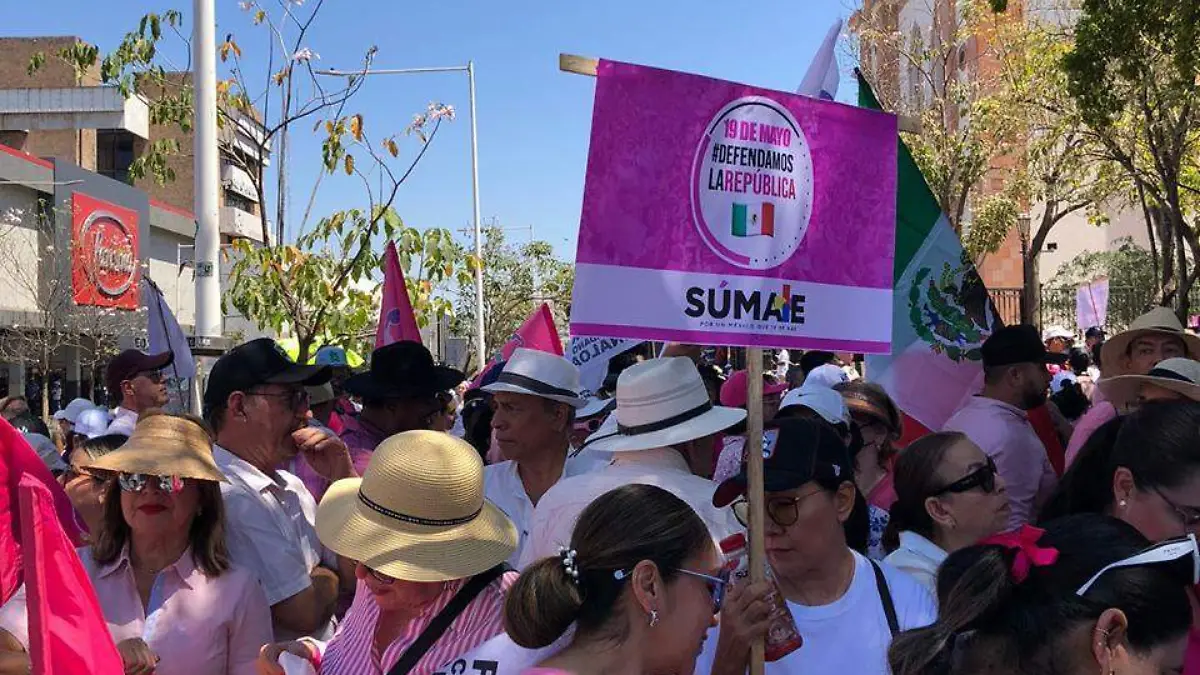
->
xmin=0 ymin=183 xmax=42 ymax=314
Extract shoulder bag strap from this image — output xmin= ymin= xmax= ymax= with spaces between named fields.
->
xmin=869 ymin=559 xmax=900 ymax=637
xmin=386 ymin=564 xmax=510 ymax=675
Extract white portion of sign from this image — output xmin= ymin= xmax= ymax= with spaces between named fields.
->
xmin=572 ymin=263 xmax=892 ymax=346
xmin=567 ymin=337 xmax=641 ymax=394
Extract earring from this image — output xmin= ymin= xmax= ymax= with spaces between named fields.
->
xmin=1119 ymin=499 xmax=1128 ymax=508
xmin=649 ymin=610 xmax=659 ymax=627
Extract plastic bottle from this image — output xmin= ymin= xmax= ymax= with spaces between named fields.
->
xmin=720 ymin=532 xmax=803 ymax=661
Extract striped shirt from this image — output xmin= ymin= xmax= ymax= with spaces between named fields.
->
xmin=319 ymin=572 xmax=516 ymax=675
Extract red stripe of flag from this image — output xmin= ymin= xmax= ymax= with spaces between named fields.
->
xmin=761 ymin=203 xmax=775 ymax=236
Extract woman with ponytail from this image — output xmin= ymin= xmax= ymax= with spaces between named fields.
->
xmin=504 ymin=484 xmax=721 ymax=675
xmin=882 ymin=432 xmax=1011 ymax=591
xmin=889 ymin=514 xmax=1194 ymax=675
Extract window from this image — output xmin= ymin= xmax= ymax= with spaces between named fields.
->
xmin=224 ymin=189 xmax=254 ymax=214
xmin=97 ymin=131 xmax=135 ymax=183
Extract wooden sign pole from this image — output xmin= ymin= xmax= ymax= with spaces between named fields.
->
xmin=744 ymin=347 xmax=766 ymax=675
xmin=560 ymin=53 xmax=767 ymax=675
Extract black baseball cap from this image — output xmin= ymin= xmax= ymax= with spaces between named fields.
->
xmin=202 ymin=338 xmax=331 ymax=412
xmin=713 ymin=416 xmax=853 ymax=507
xmin=1085 ymin=326 xmax=1106 ymax=340
xmin=982 ymin=325 xmax=1069 ymax=368
xmin=106 ymin=349 xmax=174 ymax=400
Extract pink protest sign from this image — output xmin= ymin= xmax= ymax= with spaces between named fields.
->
xmin=571 ymin=60 xmax=897 ymax=352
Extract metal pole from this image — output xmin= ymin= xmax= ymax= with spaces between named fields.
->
xmin=192 ymin=0 xmax=222 ymax=343
xmin=468 ymin=61 xmax=487 ymax=371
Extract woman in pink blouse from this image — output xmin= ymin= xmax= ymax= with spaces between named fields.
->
xmin=79 ymin=411 xmax=272 ymax=675
xmin=258 ymin=430 xmax=519 ymax=675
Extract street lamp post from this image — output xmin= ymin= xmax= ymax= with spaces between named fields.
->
xmin=317 ymin=63 xmax=487 ymax=370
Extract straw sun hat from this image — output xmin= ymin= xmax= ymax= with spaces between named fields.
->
xmin=315 ymin=430 xmax=517 ymax=582
xmin=81 ymin=412 xmax=226 ymax=482
xmin=1101 ymin=307 xmax=1200 ymax=377
xmin=1097 ymin=358 xmax=1200 ymax=410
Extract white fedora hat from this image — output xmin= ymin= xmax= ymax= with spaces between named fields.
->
xmin=1097 ymin=357 xmax=1200 ymax=410
xmin=482 ymin=348 xmax=587 ymax=408
xmin=582 ymin=357 xmax=746 ymax=454
xmin=1102 ymin=307 xmax=1200 ymax=377
xmin=316 ymin=430 xmax=518 ymax=582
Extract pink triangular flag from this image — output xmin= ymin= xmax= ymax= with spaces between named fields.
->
xmin=376 ymin=241 xmax=422 ymax=348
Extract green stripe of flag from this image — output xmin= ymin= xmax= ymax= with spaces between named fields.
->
xmin=856 ymin=70 xmax=943 ymax=284
xmin=731 ymin=203 xmax=748 ymax=237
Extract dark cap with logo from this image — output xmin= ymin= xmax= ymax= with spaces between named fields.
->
xmin=982 ymin=325 xmax=1070 ymax=368
xmin=713 ymin=416 xmax=853 ymax=507
xmin=106 ymin=349 xmax=174 ymax=401
xmin=202 ymin=338 xmax=331 ymax=412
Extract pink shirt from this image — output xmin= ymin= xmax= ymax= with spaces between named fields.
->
xmin=294 ymin=416 xmax=385 ymax=502
xmin=319 ymin=573 xmax=516 ymax=675
xmin=79 ymin=545 xmax=272 ymax=675
xmin=1064 ymin=401 xmax=1117 ymax=469
xmin=942 ymin=396 xmax=1058 ymax=531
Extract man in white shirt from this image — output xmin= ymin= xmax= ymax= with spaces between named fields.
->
xmin=482 ymin=348 xmax=605 ymax=566
xmin=103 ymin=349 xmax=173 ymax=436
xmin=520 ymin=357 xmax=745 ymax=568
xmin=942 ymin=325 xmax=1063 ymax=530
xmin=203 ymin=338 xmax=358 ymax=641
xmin=701 ymin=417 xmax=936 ymax=675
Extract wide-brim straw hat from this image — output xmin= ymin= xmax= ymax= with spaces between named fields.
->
xmin=1102 ymin=307 xmax=1200 ymax=377
xmin=583 ymin=357 xmax=746 ymax=454
xmin=482 ymin=348 xmax=587 ymax=408
xmin=315 ymin=430 xmax=517 ymax=582
xmin=1097 ymin=358 xmax=1200 ymax=410
xmin=82 ymin=412 xmax=226 ymax=482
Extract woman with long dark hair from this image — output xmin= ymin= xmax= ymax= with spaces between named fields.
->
xmin=889 ymin=514 xmax=1195 ymax=675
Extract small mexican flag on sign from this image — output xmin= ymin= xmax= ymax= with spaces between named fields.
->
xmin=731 ymin=202 xmax=775 ymax=237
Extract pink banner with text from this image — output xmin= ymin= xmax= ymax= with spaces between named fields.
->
xmin=571 ymin=60 xmax=897 ymax=352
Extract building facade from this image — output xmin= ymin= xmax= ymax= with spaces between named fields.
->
xmin=0 ymin=36 xmax=269 ymax=409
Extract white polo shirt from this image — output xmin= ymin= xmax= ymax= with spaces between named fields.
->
xmin=484 ymin=449 xmax=609 ymax=568
xmin=213 ymin=445 xmax=336 ymax=642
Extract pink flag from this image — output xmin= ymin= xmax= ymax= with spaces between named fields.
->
xmin=472 ymin=303 xmax=563 ymax=384
xmin=376 ymin=241 xmax=422 ymax=348
xmin=1 ymin=418 xmax=121 ymax=674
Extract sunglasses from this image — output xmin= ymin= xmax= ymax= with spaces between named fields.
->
xmin=1077 ymin=533 xmax=1200 ymax=596
xmin=118 ymin=473 xmax=186 ymax=494
xmin=614 ymin=567 xmax=729 ymax=612
xmin=1152 ymin=487 xmax=1200 ymax=528
xmin=573 ymin=417 xmax=604 ymax=434
xmin=248 ymin=388 xmax=309 ymax=411
xmin=931 ymin=457 xmax=999 ymax=496
xmin=130 ymin=370 xmax=165 ymax=384
xmin=360 ymin=563 xmax=396 ymax=585
xmin=731 ymin=488 xmax=826 ymax=529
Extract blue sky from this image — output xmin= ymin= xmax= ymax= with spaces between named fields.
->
xmin=7 ymin=0 xmax=856 ymax=259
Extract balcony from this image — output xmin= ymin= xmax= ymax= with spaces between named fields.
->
xmin=220 ymin=205 xmax=265 ymax=242
xmin=0 ymin=87 xmax=149 ymax=138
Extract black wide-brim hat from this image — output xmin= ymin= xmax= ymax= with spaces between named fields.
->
xmin=344 ymin=341 xmax=464 ymax=399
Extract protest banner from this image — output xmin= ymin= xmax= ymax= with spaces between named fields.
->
xmin=562 ymin=53 xmax=898 ymax=675
xmin=569 ymin=59 xmax=897 ymax=353
xmin=377 ymin=240 xmax=423 ymax=348
xmin=1076 ymin=278 xmax=1109 ymax=332
xmin=567 ymin=336 xmax=640 ymax=394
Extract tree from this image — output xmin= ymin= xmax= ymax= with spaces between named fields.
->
xmin=1045 ymin=239 xmax=1157 ymax=330
xmin=451 ymin=226 xmax=574 ymax=364
xmin=1064 ymin=0 xmax=1200 ymax=320
xmin=0 ymin=199 xmax=142 ymax=418
xmin=853 ymin=0 xmax=1021 ymax=233
xmin=36 ymin=6 xmax=475 ymax=362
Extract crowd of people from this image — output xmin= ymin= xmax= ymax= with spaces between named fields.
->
xmin=3 ymin=305 xmax=1200 ymax=675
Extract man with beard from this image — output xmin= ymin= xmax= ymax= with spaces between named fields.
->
xmin=204 ymin=338 xmax=356 ymax=641
xmin=103 ymin=349 xmax=173 ymax=436
xmin=942 ymin=325 xmax=1065 ymax=530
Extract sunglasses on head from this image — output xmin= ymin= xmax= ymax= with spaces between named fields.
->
xmin=1076 ymin=533 xmax=1200 ymax=596
xmin=931 ymin=457 xmax=999 ymax=496
xmin=118 ymin=473 xmax=185 ymax=494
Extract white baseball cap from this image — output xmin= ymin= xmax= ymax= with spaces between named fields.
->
xmin=53 ymin=397 xmax=95 ymax=425
xmin=780 ymin=387 xmax=850 ymax=425
xmin=73 ymin=407 xmax=112 ymax=439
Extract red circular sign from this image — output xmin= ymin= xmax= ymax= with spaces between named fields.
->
xmin=79 ymin=211 xmax=136 ymax=297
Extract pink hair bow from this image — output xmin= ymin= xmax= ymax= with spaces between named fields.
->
xmin=981 ymin=525 xmax=1060 ymax=583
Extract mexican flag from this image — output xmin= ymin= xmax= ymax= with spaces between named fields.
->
xmin=858 ymin=71 xmax=1001 ymax=432
xmin=731 ymin=202 xmax=775 ymax=237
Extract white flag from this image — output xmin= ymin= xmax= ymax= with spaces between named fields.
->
xmin=567 ymin=337 xmax=640 ymax=394
xmin=797 ymin=18 xmax=843 ymax=100
xmin=141 ymin=278 xmax=196 ymax=379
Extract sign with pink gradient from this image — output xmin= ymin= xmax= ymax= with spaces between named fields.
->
xmin=571 ymin=60 xmax=898 ymax=352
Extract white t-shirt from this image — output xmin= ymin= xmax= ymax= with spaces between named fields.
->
xmin=693 ymin=551 xmax=936 ymax=675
